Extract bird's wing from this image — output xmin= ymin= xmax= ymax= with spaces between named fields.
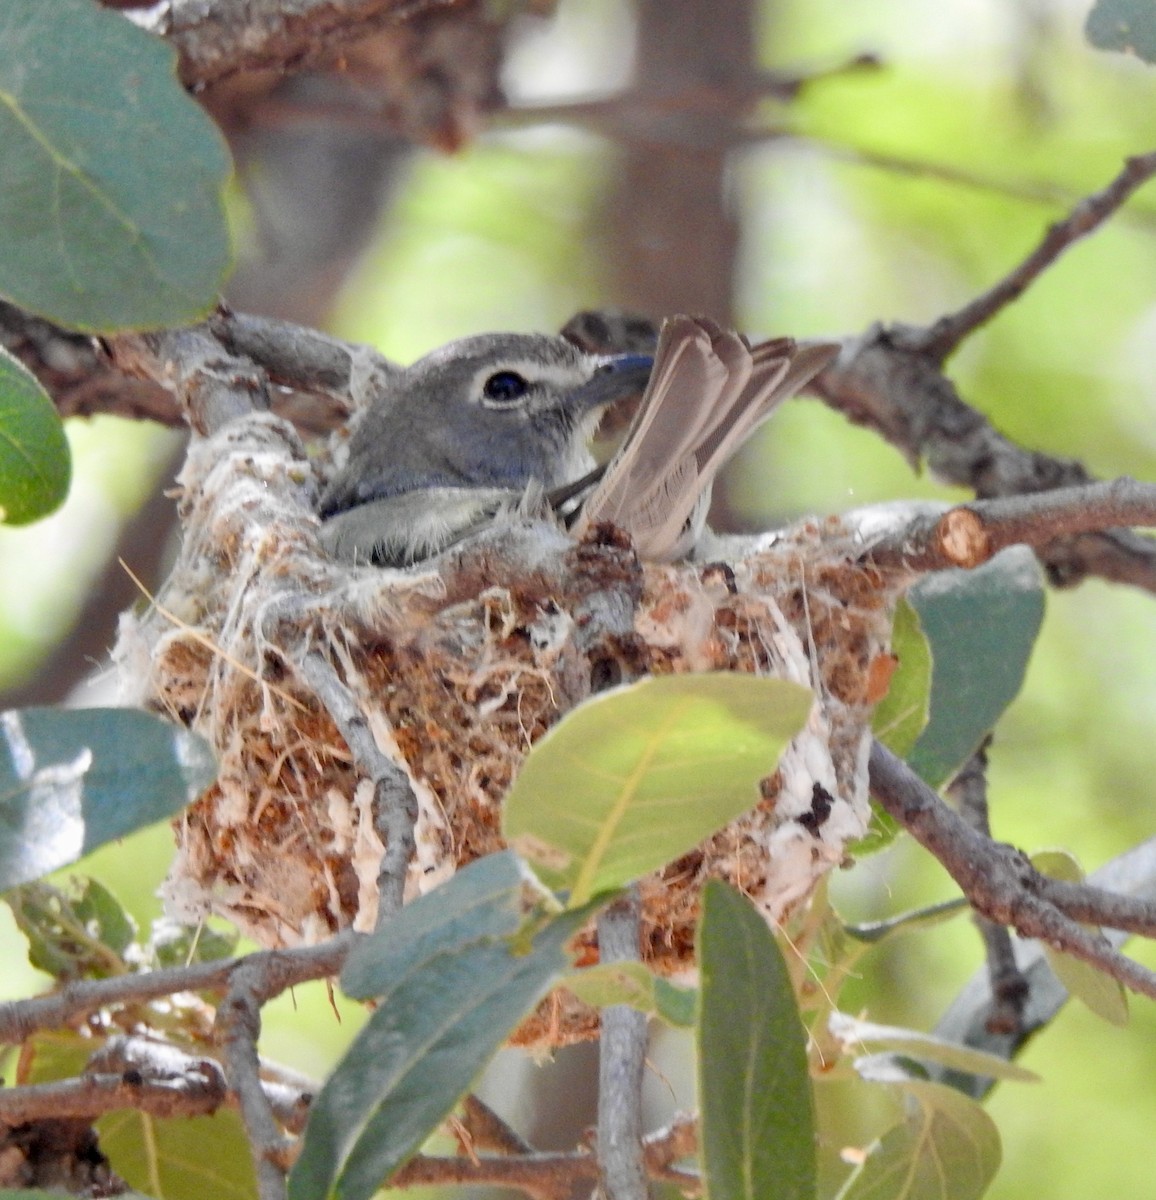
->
xmin=319 ymin=488 xmax=514 ymax=566
xmin=575 ymin=316 xmax=838 ymax=560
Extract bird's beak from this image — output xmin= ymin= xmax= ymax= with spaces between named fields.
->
xmin=568 ymin=353 xmax=654 ymax=416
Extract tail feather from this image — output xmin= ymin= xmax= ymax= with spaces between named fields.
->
xmin=576 ymin=316 xmax=838 ymax=560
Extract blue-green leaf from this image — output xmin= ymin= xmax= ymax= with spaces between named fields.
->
xmin=906 ymin=548 xmax=1044 ymax=788
xmin=698 ymin=881 xmax=816 ymax=1200
xmin=0 ymin=0 xmax=232 ymax=330
xmin=0 ymin=707 xmax=216 ymax=891
xmin=291 ymin=856 xmax=601 ymax=1200
xmin=1086 ymin=0 xmax=1156 ymax=62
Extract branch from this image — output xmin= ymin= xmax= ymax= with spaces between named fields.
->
xmin=139 ymin=0 xmax=457 ymax=88
xmin=946 ymin=741 xmax=1030 ymax=1035
xmin=815 ymin=330 xmax=1156 ymax=590
xmin=596 ymin=891 xmax=649 ymax=1200
xmin=208 ymin=310 xmax=396 ymax=427
xmin=496 ymin=53 xmax=882 ymax=143
xmin=387 ymin=1114 xmax=699 ymax=1197
xmin=0 ymin=1035 xmax=311 ymax=1132
xmin=933 ymin=834 xmax=1156 ymax=1096
xmin=299 ymin=651 xmax=418 ymax=921
xmin=0 ymin=300 xmax=183 ymax=425
xmin=860 ymin=478 xmax=1156 ymax=576
xmin=219 ymin=961 xmax=296 ymax=1200
xmin=916 ymin=149 xmax=1156 ymax=361
xmin=0 ymin=933 xmax=355 ymax=1046
xmin=111 ymin=325 xmax=272 ymax=435
xmin=868 ymin=741 xmax=1156 ymax=1000
xmin=805 ymin=147 xmax=1156 ymax=592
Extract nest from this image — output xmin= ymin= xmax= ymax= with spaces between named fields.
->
xmin=115 ymin=413 xmax=904 ymax=1046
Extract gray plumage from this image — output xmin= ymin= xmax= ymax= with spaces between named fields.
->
xmin=319 ymin=319 xmax=838 ymax=566
xmin=319 ymin=333 xmax=652 ymax=565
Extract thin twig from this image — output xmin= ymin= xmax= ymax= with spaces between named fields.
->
xmin=947 ymin=741 xmax=1030 ymax=1035
xmin=916 ymin=149 xmax=1156 ymax=360
xmin=596 ymin=891 xmax=649 ymax=1200
xmin=299 ymin=651 xmax=418 ymax=921
xmin=0 ymin=933 xmax=356 ymax=1047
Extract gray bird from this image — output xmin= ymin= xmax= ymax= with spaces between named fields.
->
xmin=319 ymin=318 xmax=838 ymax=566
xmin=318 ymin=333 xmax=653 ymax=565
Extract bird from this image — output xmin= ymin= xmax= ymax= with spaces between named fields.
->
xmin=318 ymin=332 xmax=654 ymax=566
xmin=318 ymin=318 xmax=838 ymax=566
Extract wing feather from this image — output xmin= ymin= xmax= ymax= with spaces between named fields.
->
xmin=576 ymin=317 xmax=838 ymax=559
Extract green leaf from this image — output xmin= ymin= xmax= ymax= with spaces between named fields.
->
xmin=843 ymin=899 xmax=969 ymax=944
xmin=150 ymin=916 xmax=239 ymax=969
xmin=291 ymin=857 xmax=601 ymax=1200
xmin=872 ymin=597 xmax=931 ymax=758
xmin=0 ymin=707 xmax=216 ymax=892
xmin=341 ymin=850 xmax=543 ymax=999
xmin=1031 ymin=849 xmax=1129 ymax=1026
xmin=834 ymin=1078 xmax=1001 ymax=1200
xmin=7 ymin=877 xmax=136 ymax=979
xmin=562 ymin=960 xmax=696 ymax=1027
xmin=831 ymin=1012 xmax=1038 ymax=1084
xmin=503 ymin=674 xmax=811 ymax=906
xmin=906 ymin=548 xmax=1044 ymax=788
xmin=0 ymin=346 xmax=70 ymax=524
xmin=1086 ymin=0 xmax=1156 ymax=61
xmin=0 ymin=0 xmax=232 ymax=330
xmin=698 ymin=881 xmax=816 ymax=1200
xmin=98 ymin=1108 xmax=257 ymax=1200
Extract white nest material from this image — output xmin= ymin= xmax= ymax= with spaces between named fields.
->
xmin=114 ymin=413 xmax=904 ymax=1041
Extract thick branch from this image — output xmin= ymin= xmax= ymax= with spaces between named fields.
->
xmin=111 ymin=325 xmax=272 ymax=435
xmin=861 ymin=478 xmax=1156 ymax=575
xmin=868 ymin=740 xmax=1156 ymax=1000
xmin=141 ymin=0 xmax=449 ymax=88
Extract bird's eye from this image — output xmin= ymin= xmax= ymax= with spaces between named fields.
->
xmin=482 ymin=370 xmax=530 ymax=404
